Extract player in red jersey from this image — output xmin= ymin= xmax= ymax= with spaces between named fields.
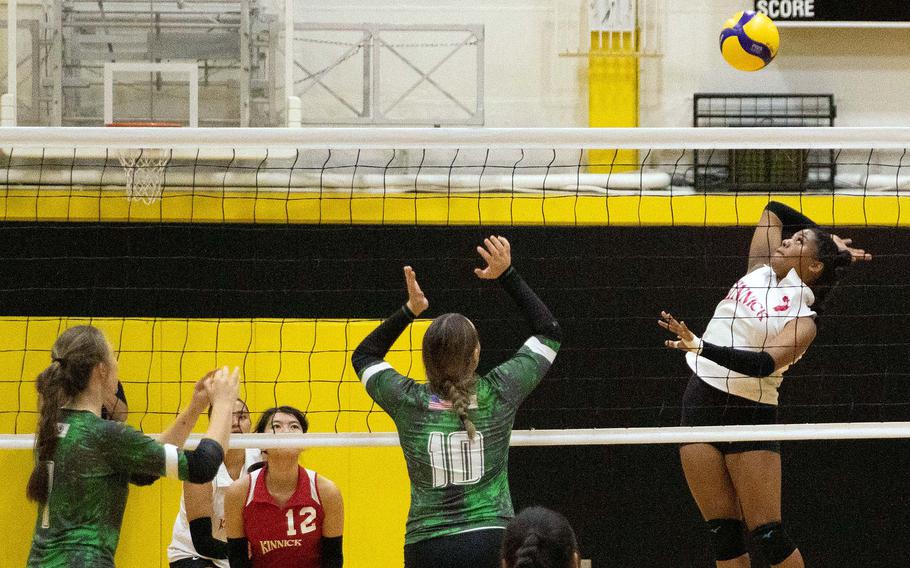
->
xmin=224 ymin=406 xmax=344 ymax=568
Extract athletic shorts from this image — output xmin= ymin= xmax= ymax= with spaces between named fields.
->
xmin=169 ymin=558 xmax=218 ymax=568
xmin=680 ymin=374 xmax=781 ymax=455
xmin=404 ymin=528 xmax=505 ymax=568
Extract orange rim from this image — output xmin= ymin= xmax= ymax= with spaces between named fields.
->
xmin=106 ymin=121 xmax=183 ymax=128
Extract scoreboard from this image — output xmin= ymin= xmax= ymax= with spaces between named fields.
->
xmin=754 ymin=1 xmax=910 ymax=24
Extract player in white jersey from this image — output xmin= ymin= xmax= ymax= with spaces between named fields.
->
xmin=658 ymin=201 xmax=871 ymax=568
xmin=168 ymin=399 xmax=261 ymax=568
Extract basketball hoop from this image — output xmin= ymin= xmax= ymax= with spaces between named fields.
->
xmin=106 ymin=121 xmax=181 ymax=204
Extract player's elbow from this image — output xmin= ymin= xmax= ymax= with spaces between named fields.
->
xmin=756 ymin=351 xmax=777 ymax=377
xmin=538 ymin=318 xmax=562 ymax=343
xmin=351 ymin=346 xmax=370 ymax=374
xmin=185 ymin=438 xmax=224 ymax=483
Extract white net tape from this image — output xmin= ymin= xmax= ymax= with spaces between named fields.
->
xmin=117 ymin=148 xmax=170 ymax=204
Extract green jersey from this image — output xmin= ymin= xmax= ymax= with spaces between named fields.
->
xmin=28 ymin=409 xmax=190 ymax=568
xmin=359 ymin=335 xmax=559 ymax=544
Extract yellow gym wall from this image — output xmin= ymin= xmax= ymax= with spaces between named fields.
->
xmin=588 ymin=31 xmax=639 ymax=173
xmin=1 ymin=191 xmax=908 ymax=226
xmin=0 ymin=317 xmax=428 ymax=567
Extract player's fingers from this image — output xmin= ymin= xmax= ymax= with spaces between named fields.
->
xmin=498 ymin=235 xmax=510 ymax=252
xmin=657 ymin=319 xmax=670 ymax=330
xmin=476 ymin=245 xmax=492 ymax=262
xmin=489 ymin=235 xmax=506 ymax=254
xmin=664 ymin=340 xmax=678 ymax=350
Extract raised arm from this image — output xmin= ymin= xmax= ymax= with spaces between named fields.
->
xmin=351 ymin=266 xmax=427 ymax=375
xmin=659 ymin=311 xmax=816 ymax=377
xmin=159 ymin=367 xmax=239 ymax=454
xmin=475 ymin=236 xmax=561 ymax=343
xmin=747 ymin=202 xmax=818 ymax=273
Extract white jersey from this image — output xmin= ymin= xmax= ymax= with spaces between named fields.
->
xmin=167 ymin=448 xmax=262 ymax=566
xmin=687 ymin=264 xmax=816 ymax=405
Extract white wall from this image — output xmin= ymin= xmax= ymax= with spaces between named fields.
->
xmin=291 ymin=0 xmax=587 ymax=126
xmin=6 ymin=1 xmax=910 ymax=128
xmin=641 ymin=0 xmax=910 ymax=127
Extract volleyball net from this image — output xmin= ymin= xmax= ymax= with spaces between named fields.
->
xmin=1 ymin=126 xmax=909 ymax=448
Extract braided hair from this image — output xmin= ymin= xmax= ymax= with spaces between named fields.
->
xmin=502 ymin=507 xmax=579 ymax=568
xmin=27 ymin=325 xmax=110 ymax=503
xmin=422 ymin=313 xmax=479 ymax=439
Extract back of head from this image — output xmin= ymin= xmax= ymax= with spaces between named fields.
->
xmin=28 ymin=325 xmax=109 ymax=503
xmin=808 ymin=228 xmax=853 ymax=313
xmin=255 ymin=405 xmax=309 ymax=433
xmin=422 ymin=313 xmax=480 ymax=438
xmin=502 ymin=507 xmax=579 ymax=568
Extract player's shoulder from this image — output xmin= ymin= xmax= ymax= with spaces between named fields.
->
xmin=91 ymin=411 xmax=134 ymax=441
xmin=314 ymin=473 xmax=341 ymax=500
xmin=225 ymin=471 xmax=253 ymax=502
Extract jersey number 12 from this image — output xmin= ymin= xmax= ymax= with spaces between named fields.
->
xmin=428 ymin=431 xmax=484 ymax=488
xmin=285 ymin=507 xmax=317 ymax=536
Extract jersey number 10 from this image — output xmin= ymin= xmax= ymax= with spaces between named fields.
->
xmin=427 ymin=431 xmax=485 ymax=488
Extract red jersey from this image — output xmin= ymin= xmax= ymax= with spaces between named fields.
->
xmin=243 ymin=465 xmax=325 ymax=567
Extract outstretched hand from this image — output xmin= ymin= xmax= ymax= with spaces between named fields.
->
xmin=190 ymin=371 xmax=215 ymax=410
xmin=474 ymin=235 xmax=512 ymax=280
xmin=658 ymin=311 xmax=702 ymax=353
xmin=206 ymin=366 xmax=241 ymax=405
xmin=404 ymin=266 xmax=429 ymax=317
xmin=831 ymin=234 xmax=872 ymax=263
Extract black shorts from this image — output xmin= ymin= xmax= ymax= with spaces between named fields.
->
xmin=404 ymin=528 xmax=505 ymax=568
xmin=169 ymin=558 xmax=218 ymax=568
xmin=680 ymin=374 xmax=781 ymax=455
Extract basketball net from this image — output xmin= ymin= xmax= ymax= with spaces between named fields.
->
xmin=117 ymin=148 xmax=170 ymax=204
xmin=108 ymin=121 xmax=181 ymax=204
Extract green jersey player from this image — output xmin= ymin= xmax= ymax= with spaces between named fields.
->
xmin=26 ymin=325 xmax=240 ymax=568
xmin=352 ymin=236 xmax=562 ymax=568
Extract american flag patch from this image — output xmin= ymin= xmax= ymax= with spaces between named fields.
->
xmin=428 ymin=394 xmax=478 ymax=410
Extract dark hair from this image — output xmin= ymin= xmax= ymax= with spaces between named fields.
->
xmin=254 ymin=405 xmax=309 ymax=434
xmin=807 ymin=228 xmax=853 ymax=313
xmin=208 ymin=397 xmax=249 ymax=418
xmin=502 ymin=507 xmax=579 ymax=568
xmin=422 ymin=313 xmax=480 ymax=439
xmin=27 ymin=325 xmax=110 ymax=503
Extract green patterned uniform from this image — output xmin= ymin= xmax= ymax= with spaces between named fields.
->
xmin=359 ymin=335 xmax=559 ymax=544
xmin=28 ymin=409 xmax=190 ymax=568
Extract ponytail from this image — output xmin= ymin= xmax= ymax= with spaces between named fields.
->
xmin=443 ymin=376 xmax=478 ymax=440
xmin=422 ymin=313 xmax=480 ymax=440
xmin=27 ymin=326 xmax=109 ymax=503
xmin=808 ymin=228 xmax=854 ymax=314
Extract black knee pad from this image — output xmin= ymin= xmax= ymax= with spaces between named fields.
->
xmin=705 ymin=518 xmax=747 ymax=561
xmin=750 ymin=522 xmax=797 ymax=565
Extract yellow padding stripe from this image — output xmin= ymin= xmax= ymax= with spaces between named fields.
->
xmin=0 ymin=316 xmax=429 ymax=436
xmin=0 ymin=190 xmax=908 ymax=226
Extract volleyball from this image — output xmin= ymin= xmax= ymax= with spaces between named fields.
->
xmin=719 ymin=11 xmax=779 ymax=72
